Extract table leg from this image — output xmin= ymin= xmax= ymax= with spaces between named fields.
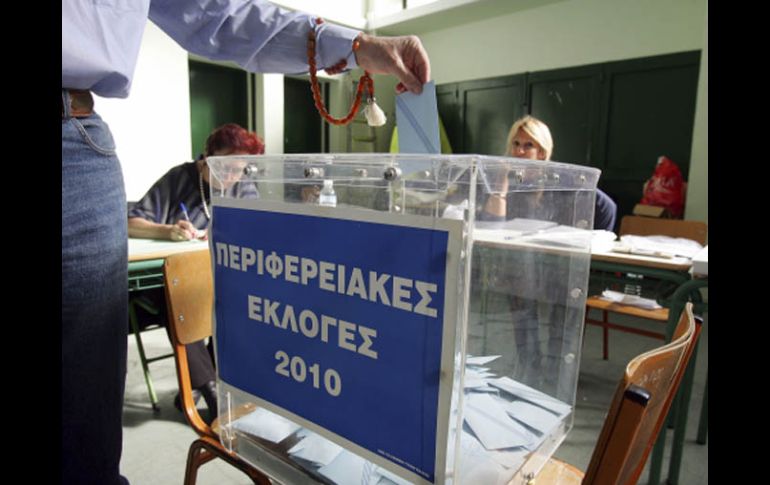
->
xmin=696 ymin=370 xmax=708 ymax=445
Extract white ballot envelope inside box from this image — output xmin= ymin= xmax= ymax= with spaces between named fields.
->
xmin=206 ymin=153 xmax=599 ymax=484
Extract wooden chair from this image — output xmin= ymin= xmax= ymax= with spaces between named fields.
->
xmin=533 ymin=302 xmax=701 ymax=484
xmin=164 ymin=249 xmax=271 ymax=485
xmin=585 ymin=215 xmax=707 ymax=359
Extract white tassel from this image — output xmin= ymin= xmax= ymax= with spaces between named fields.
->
xmin=364 ymin=98 xmax=387 ymax=127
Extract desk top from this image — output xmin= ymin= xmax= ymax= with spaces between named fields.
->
xmin=590 ymin=248 xmax=693 ymax=271
xmin=128 ymin=238 xmax=209 ymax=262
xmin=473 ymin=227 xmax=693 ymax=272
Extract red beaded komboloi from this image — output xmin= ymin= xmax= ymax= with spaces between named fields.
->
xmin=307 ymin=18 xmax=386 ymax=127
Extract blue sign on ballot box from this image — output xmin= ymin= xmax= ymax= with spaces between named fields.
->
xmin=211 ymin=201 xmax=462 ymax=483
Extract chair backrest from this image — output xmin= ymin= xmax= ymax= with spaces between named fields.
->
xmin=164 ymin=249 xmax=215 ymax=437
xmin=619 ymin=215 xmax=707 ymax=245
xmin=582 ymin=302 xmax=701 ymax=484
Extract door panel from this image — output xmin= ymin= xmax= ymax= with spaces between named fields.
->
xmin=528 ymin=66 xmax=600 ymax=167
xmin=436 ymin=83 xmax=461 ymax=153
xmin=188 ymin=61 xmax=249 ymax=159
xmin=461 ymin=76 xmax=526 ymax=155
xmin=284 ymin=77 xmax=323 ymax=154
xmin=436 ymin=51 xmax=700 ymax=226
xmin=601 ymin=53 xmax=700 ymax=219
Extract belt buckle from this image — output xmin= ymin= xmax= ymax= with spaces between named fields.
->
xmin=64 ymin=89 xmax=94 ymax=118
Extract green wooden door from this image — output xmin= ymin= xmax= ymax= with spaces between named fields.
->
xmin=188 ymin=60 xmax=249 ymax=159
xmin=460 ymin=75 xmax=526 ymax=155
xmin=284 ymin=77 xmax=325 ymax=153
xmin=528 ymin=65 xmax=601 ymax=167
xmin=436 ymin=83 xmax=462 ymax=152
xmin=598 ymin=51 xmax=700 ymax=221
xmin=437 ymin=51 xmax=700 ymax=228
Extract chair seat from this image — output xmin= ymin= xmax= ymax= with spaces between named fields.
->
xmin=586 ymin=295 xmax=669 ymax=321
xmin=532 ymin=458 xmax=584 ymax=484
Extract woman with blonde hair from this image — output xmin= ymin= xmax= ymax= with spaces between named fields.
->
xmin=480 ymin=115 xmax=616 ymax=399
xmin=486 ymin=115 xmax=616 ymax=230
xmin=507 ymin=115 xmax=553 ymax=160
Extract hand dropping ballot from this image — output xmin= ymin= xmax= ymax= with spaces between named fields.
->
xmin=396 ymin=81 xmax=441 ymax=175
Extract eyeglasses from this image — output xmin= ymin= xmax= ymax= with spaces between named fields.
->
xmin=511 ymin=140 xmax=538 ymax=151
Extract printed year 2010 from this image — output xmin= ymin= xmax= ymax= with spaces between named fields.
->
xmin=274 ymin=350 xmax=342 ymax=397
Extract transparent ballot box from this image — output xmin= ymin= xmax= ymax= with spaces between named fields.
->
xmin=207 ymin=154 xmax=599 ymax=485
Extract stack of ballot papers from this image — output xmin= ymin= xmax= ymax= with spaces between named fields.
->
xmin=228 ymin=353 xmax=571 ymax=484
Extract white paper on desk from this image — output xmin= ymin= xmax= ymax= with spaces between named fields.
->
xmin=396 ymin=80 xmax=440 ymax=173
xmin=231 ymin=408 xmax=300 ymax=443
xmin=464 ymin=393 xmax=537 ymax=450
xmin=488 ymin=377 xmax=572 ymax=416
xmin=287 ymin=430 xmax=343 ymax=466
xmin=600 ymin=290 xmax=662 ymax=310
xmin=526 ymin=224 xmax=592 ymax=249
xmin=590 ymin=230 xmax=618 ymax=253
xmin=619 ymin=234 xmax=703 ymax=258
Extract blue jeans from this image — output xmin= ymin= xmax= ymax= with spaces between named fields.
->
xmin=62 ymin=91 xmax=128 ymax=485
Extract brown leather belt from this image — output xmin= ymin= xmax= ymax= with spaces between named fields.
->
xmin=62 ymin=89 xmax=94 ymax=118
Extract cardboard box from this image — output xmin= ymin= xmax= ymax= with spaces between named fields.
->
xmin=633 ymin=204 xmax=673 ymax=218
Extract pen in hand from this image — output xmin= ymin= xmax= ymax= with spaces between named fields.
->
xmin=179 ymin=202 xmax=198 ymax=239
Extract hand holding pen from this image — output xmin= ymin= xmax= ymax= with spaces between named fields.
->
xmin=170 ymin=202 xmax=199 ymax=241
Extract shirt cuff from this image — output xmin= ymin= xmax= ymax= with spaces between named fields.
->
xmin=313 ymin=19 xmax=362 ymax=71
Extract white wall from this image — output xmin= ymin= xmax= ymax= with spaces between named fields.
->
xmin=271 ymin=0 xmax=366 ymax=28
xmin=685 ymin=11 xmax=708 ymax=226
xmin=255 ymin=73 xmax=285 ymax=155
xmin=94 ymin=22 xmax=192 ymax=202
xmin=418 ymin=0 xmax=706 ymax=84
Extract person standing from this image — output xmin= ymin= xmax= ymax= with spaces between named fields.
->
xmin=62 ymin=1 xmax=431 ymax=483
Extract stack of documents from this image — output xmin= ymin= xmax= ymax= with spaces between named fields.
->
xmin=229 ymin=354 xmax=572 ymax=484
xmin=615 ymin=234 xmax=703 ymax=259
xmin=599 ymin=290 xmax=662 ymax=310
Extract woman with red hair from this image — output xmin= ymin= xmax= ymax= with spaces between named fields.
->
xmin=128 ymin=123 xmax=263 ymax=422
xmin=129 ymin=123 xmax=264 ymax=241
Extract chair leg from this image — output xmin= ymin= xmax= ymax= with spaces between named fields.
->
xmin=667 ymin=341 xmax=700 ymax=485
xmin=184 ymin=439 xmax=220 ymax=485
xmin=602 ymin=310 xmax=609 ymax=360
xmin=696 ymin=370 xmax=708 ymax=444
xmin=185 ymin=440 xmax=209 ymax=485
xmin=648 ymin=428 xmax=666 ymax=485
xmin=129 ymin=300 xmax=160 ymax=411
xmin=186 ymin=437 xmax=272 ymax=485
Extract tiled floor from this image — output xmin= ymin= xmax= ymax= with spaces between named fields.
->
xmin=121 ymin=311 xmax=708 ymax=484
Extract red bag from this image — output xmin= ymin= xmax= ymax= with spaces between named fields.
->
xmin=640 ymin=156 xmax=686 ymax=218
